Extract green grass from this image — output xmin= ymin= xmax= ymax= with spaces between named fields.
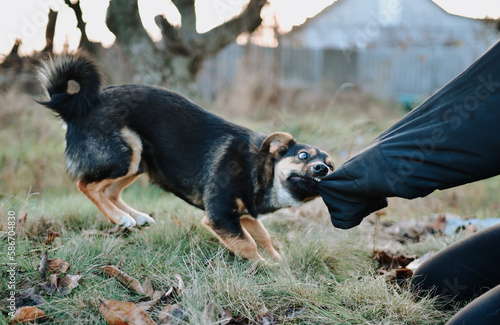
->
xmin=1 ymin=88 xmax=497 ymax=324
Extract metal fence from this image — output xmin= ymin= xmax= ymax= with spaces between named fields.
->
xmin=196 ymin=41 xmax=496 ymax=102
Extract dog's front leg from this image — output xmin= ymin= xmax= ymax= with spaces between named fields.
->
xmin=240 ymin=215 xmax=281 ymax=261
xmin=201 ymin=215 xmax=265 ymax=262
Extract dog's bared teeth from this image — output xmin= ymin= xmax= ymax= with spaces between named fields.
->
xmin=314 ymin=178 xmax=320 ymax=182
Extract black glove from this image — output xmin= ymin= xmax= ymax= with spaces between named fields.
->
xmin=319 ymin=41 xmax=500 ymax=229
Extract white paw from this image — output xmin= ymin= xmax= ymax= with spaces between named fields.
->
xmin=118 ymin=214 xmax=136 ymax=228
xmin=135 ymin=213 xmax=155 ymax=227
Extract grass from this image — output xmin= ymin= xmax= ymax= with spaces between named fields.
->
xmin=1 ymin=87 xmax=497 ymax=324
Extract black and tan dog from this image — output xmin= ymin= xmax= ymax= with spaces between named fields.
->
xmin=37 ymin=52 xmax=333 ymax=262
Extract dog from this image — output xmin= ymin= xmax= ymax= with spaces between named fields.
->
xmin=36 ymin=52 xmax=334 ymax=262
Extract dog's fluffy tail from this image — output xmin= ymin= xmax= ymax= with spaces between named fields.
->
xmin=36 ymin=52 xmax=101 ymax=122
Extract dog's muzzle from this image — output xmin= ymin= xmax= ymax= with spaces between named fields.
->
xmin=312 ymin=163 xmax=330 ymax=178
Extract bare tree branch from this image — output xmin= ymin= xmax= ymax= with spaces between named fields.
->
xmin=171 ymin=0 xmax=197 ymax=40
xmin=194 ymin=0 xmax=267 ymax=57
xmin=154 ymin=15 xmax=191 ymax=55
xmin=65 ymin=0 xmax=97 ymax=52
xmin=43 ymin=9 xmax=58 ymax=53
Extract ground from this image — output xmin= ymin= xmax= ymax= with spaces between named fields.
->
xmin=1 ymin=87 xmax=499 ymax=324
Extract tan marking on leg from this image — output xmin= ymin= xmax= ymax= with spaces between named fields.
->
xmin=77 ymin=179 xmax=136 ymax=227
xmin=201 ymin=215 xmax=264 ymax=261
xmin=240 ymin=215 xmax=281 ymax=261
xmin=104 ymin=174 xmax=155 ymax=226
xmin=235 ymin=198 xmax=247 ymax=214
xmin=120 ymin=127 xmax=143 ymax=175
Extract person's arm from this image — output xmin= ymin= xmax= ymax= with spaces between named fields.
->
xmin=319 ymin=41 xmax=500 ymax=229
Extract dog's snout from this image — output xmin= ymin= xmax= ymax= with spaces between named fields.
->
xmin=312 ymin=163 xmax=329 ymax=177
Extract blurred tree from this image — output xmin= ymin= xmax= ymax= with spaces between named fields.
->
xmin=106 ymin=0 xmax=267 ymax=90
xmin=64 ymin=0 xmax=99 ymax=53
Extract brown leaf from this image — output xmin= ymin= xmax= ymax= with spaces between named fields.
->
xmin=395 ymin=267 xmax=413 ymax=280
xmin=159 ymin=287 xmax=177 ymax=302
xmin=219 ymin=309 xmax=252 ymax=325
xmin=158 ymin=304 xmax=186 ymax=325
xmin=374 ymin=251 xmax=416 ymax=271
xmin=152 ymin=289 xmax=165 ymax=300
xmin=136 ymin=299 xmax=160 ymax=311
xmin=99 ymin=299 xmax=156 ymax=325
xmin=38 ymin=250 xmax=48 ymax=281
xmin=40 ymin=273 xmax=82 ymax=295
xmin=11 ymin=306 xmax=46 ymax=323
xmin=47 ymin=258 xmax=71 ymax=273
xmin=141 ymin=278 xmax=154 ymax=298
xmin=101 ymin=265 xmax=145 ymax=295
xmin=44 ymin=229 xmax=59 ymax=245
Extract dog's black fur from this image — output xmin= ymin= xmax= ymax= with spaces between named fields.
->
xmin=37 ymin=52 xmax=333 ymax=261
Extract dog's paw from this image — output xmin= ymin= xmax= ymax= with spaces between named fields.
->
xmin=135 ymin=213 xmax=156 ymax=227
xmin=118 ymin=214 xmax=137 ymax=228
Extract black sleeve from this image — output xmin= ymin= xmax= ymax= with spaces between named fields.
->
xmin=318 ymin=41 xmax=500 ymax=229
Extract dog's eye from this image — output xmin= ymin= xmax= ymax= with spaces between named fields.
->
xmin=298 ymin=152 xmax=309 ymax=160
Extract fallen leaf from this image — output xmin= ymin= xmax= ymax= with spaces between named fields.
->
xmin=159 ymin=287 xmax=177 ymax=302
xmin=395 ymin=267 xmax=413 ymax=281
xmin=19 ymin=287 xmax=47 ymax=307
xmin=40 ymin=273 xmax=82 ymax=295
xmin=424 ymin=214 xmax=447 ymax=235
xmin=218 ymin=309 xmax=252 ymax=325
xmin=152 ymin=289 xmax=165 ymax=300
xmin=38 ymin=251 xmax=48 ymax=281
xmin=47 ymin=258 xmax=71 ymax=273
xmin=136 ymin=299 xmax=160 ymax=311
xmin=174 ymin=274 xmax=184 ymax=294
xmin=374 ymin=251 xmax=416 ymax=270
xmin=406 ymin=251 xmax=435 ymax=272
xmin=158 ymin=304 xmax=186 ymax=325
xmin=141 ymin=278 xmax=154 ymax=298
xmin=101 ymin=265 xmax=145 ymax=295
xmin=11 ymin=306 xmax=46 ymax=323
xmin=99 ymin=299 xmax=156 ymax=325
xmin=258 ymin=305 xmax=276 ymax=325
xmin=44 ymin=229 xmax=59 ymax=245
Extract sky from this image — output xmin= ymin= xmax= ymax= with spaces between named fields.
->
xmin=0 ymin=0 xmax=499 ymax=57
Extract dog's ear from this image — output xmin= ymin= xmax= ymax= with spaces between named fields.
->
xmin=260 ymin=132 xmax=296 ymax=155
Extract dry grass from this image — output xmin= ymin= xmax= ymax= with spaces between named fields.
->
xmin=1 ymin=86 xmax=497 ymax=324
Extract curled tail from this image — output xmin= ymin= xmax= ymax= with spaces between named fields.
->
xmin=36 ymin=52 xmax=101 ymax=122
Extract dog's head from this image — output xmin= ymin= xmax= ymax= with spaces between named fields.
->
xmin=261 ymin=132 xmax=334 ymax=208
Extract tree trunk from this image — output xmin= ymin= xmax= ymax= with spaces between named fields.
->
xmin=106 ymin=0 xmax=267 ymax=92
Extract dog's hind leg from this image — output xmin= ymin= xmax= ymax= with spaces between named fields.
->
xmin=77 ymin=179 xmax=136 ymax=227
xmin=201 ymin=215 xmax=265 ymax=262
xmin=104 ymin=174 xmax=155 ymax=226
xmin=240 ymin=215 xmax=282 ymax=261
